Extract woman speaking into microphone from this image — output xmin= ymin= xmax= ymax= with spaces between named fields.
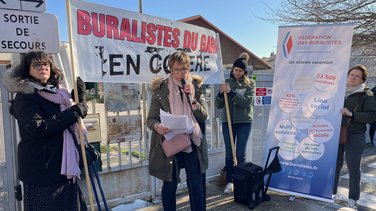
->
xmin=147 ymin=51 xmax=208 ymax=210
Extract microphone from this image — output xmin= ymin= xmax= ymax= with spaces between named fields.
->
xmin=181 ymin=79 xmax=194 ymax=105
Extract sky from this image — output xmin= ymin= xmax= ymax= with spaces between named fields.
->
xmin=46 ymin=0 xmax=282 ymax=59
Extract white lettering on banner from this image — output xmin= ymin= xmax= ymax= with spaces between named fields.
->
xmin=69 ymin=0 xmax=224 ymax=84
xmin=0 ymin=10 xmax=59 ymax=53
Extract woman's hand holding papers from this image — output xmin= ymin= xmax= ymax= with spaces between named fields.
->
xmin=154 ymin=123 xmax=171 ymax=136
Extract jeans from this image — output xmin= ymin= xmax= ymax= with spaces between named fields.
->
xmin=333 ymin=133 xmax=365 ymax=200
xmin=162 ymin=145 xmax=205 ymax=211
xmin=222 ymin=122 xmax=252 ymax=183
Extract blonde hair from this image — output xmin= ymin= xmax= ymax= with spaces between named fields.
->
xmin=168 ymin=51 xmax=190 ymax=69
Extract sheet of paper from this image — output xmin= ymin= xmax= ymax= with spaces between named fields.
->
xmin=160 ymin=109 xmax=194 ymax=140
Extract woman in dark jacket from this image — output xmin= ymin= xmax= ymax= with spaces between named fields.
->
xmin=333 ymin=65 xmax=376 ymax=209
xmin=1 ymin=51 xmax=88 ymax=210
xmin=147 ymin=51 xmax=208 ymax=210
xmin=215 ymin=52 xmax=255 ymax=194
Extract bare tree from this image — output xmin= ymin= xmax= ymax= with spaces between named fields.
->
xmin=264 ymin=0 xmax=376 ymax=49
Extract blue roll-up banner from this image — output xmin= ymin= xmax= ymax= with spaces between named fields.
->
xmin=265 ymin=23 xmax=355 ymax=202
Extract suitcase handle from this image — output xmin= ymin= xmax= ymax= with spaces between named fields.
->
xmin=269 ymin=146 xmax=280 ymax=152
xmin=264 ymin=146 xmax=280 ymax=171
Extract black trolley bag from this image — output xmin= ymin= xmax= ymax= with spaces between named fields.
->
xmin=232 ymin=146 xmax=281 ymax=209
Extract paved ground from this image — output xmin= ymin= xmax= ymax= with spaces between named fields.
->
xmin=138 ymin=183 xmax=371 ymax=211
xmin=113 ymin=144 xmax=376 ymax=211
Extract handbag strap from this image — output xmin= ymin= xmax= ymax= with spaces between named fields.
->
xmin=67 ymin=127 xmax=82 ymax=152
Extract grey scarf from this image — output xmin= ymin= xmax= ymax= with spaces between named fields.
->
xmin=345 ymin=83 xmax=365 ymax=98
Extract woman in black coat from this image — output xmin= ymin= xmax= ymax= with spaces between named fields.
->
xmin=2 ymin=51 xmax=88 ymax=210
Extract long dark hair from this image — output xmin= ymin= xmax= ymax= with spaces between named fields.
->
xmin=11 ymin=51 xmax=64 ymax=87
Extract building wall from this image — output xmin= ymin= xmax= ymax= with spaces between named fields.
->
xmin=182 ymin=18 xmax=270 ymax=70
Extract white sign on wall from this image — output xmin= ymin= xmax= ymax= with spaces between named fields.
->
xmin=0 ymin=9 xmax=59 ymax=53
xmin=0 ymin=0 xmax=46 ymax=13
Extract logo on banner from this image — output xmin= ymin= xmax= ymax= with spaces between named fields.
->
xmin=283 ymin=32 xmax=293 ymax=58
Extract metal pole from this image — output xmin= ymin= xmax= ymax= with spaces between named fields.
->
xmin=1 ymin=65 xmax=19 ymax=211
xmin=138 ymin=0 xmax=143 ymax=13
